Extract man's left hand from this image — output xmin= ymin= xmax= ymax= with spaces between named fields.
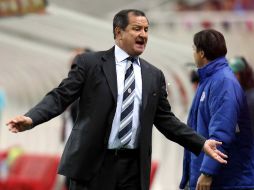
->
xmin=196 ymin=173 xmax=213 ymax=190
xmin=203 ymin=139 xmax=228 ymax=164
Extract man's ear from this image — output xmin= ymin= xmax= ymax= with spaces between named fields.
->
xmin=115 ymin=27 xmax=122 ymax=39
xmin=200 ymin=50 xmax=205 ymax=59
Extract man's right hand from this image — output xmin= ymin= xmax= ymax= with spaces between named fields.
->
xmin=6 ymin=116 xmax=33 ymax=133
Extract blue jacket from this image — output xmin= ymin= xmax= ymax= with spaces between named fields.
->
xmin=180 ymin=57 xmax=254 ymax=190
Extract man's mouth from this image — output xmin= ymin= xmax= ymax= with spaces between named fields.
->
xmin=135 ymin=39 xmax=145 ymax=46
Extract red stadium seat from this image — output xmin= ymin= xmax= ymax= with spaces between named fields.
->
xmin=150 ymin=160 xmax=159 ymax=189
xmin=4 ymin=154 xmax=59 ymax=190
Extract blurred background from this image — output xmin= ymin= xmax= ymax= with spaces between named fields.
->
xmin=0 ymin=0 xmax=253 ymax=189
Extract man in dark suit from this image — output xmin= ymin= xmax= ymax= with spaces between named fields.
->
xmin=7 ymin=9 xmax=227 ymax=190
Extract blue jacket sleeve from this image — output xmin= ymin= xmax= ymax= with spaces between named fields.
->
xmin=200 ymin=78 xmax=239 ymax=175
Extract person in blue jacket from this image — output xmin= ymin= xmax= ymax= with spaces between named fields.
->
xmin=180 ymin=29 xmax=254 ymax=190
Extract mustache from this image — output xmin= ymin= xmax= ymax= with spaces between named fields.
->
xmin=136 ymin=37 xmax=146 ymax=43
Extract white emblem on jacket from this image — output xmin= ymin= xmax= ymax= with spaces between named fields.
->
xmin=200 ymin=91 xmax=206 ymax=102
xmin=235 ymin=124 xmax=240 ymax=133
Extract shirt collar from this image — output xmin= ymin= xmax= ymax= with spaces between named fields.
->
xmin=114 ymin=45 xmax=140 ymax=66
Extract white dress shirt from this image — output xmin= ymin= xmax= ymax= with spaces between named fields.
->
xmin=108 ymin=45 xmax=142 ymax=149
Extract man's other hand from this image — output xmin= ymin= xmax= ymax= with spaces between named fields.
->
xmin=6 ymin=115 xmax=33 ymax=133
xmin=196 ymin=173 xmax=213 ymax=190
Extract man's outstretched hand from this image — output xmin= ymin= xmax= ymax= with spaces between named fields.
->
xmin=6 ymin=115 xmax=33 ymax=133
xmin=203 ymin=139 xmax=228 ymax=164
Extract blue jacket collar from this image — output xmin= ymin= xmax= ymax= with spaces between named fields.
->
xmin=198 ymin=56 xmax=228 ymax=82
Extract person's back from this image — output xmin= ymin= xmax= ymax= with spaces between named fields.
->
xmin=189 ymin=63 xmax=254 ymax=189
xmin=181 ymin=29 xmax=254 ymax=190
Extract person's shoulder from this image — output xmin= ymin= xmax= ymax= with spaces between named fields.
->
xmin=139 ymin=58 xmax=161 ymax=72
xmin=76 ymin=50 xmax=108 ymax=68
xmin=139 ymin=58 xmax=165 ymax=81
xmin=210 ymin=73 xmax=243 ymax=97
xmin=211 ymin=67 xmax=237 ymax=84
xmin=79 ymin=48 xmax=114 ymax=61
xmin=78 ymin=51 xmax=102 ymax=59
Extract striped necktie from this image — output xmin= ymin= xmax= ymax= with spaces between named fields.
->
xmin=118 ymin=57 xmax=135 ymax=147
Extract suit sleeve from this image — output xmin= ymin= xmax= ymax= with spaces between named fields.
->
xmin=25 ymin=54 xmax=87 ymax=127
xmin=154 ymin=71 xmax=206 ymax=155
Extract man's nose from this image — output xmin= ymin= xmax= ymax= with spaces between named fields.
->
xmin=139 ymin=29 xmax=147 ymax=38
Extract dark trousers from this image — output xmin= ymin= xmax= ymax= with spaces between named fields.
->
xmin=69 ymin=149 xmax=141 ymax=190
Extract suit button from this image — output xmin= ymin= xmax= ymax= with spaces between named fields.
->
xmin=153 ymin=92 xmax=157 ymax=96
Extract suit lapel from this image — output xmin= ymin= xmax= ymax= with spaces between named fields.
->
xmin=140 ymin=59 xmax=152 ymax=112
xmin=101 ymin=47 xmax=117 ymax=104
xmin=101 ymin=49 xmax=153 ymax=109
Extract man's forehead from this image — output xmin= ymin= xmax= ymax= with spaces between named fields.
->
xmin=128 ymin=15 xmax=149 ymax=26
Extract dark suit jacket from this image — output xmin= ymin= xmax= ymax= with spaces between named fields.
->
xmin=61 ymin=99 xmax=79 ymax=143
xmin=25 ymin=47 xmax=205 ymax=190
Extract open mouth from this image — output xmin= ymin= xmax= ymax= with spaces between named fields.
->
xmin=135 ymin=39 xmax=145 ymax=46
